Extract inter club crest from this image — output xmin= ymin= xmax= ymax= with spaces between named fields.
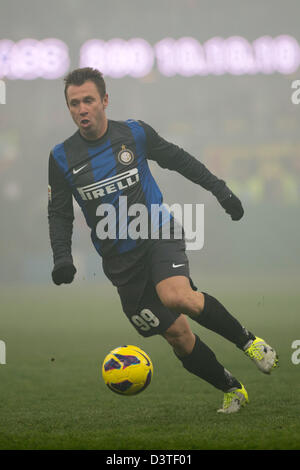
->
xmin=118 ymin=145 xmax=134 ymax=165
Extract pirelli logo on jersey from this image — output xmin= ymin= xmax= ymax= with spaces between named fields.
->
xmin=77 ymin=168 xmax=139 ymax=201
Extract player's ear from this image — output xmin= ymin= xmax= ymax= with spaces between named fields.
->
xmin=103 ymin=93 xmax=108 ymax=109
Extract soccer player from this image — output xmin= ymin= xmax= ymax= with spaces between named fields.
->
xmin=48 ymin=68 xmax=278 ymax=413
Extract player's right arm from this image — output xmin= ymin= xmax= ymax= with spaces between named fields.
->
xmin=48 ymin=152 xmax=76 ymax=285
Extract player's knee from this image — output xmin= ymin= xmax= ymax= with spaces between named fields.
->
xmin=163 ymin=315 xmax=195 ymax=356
xmin=160 ymin=289 xmax=204 ymax=317
xmin=160 ymin=289 xmax=187 ymax=313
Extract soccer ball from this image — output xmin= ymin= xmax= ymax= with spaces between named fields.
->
xmin=102 ymin=345 xmax=153 ymax=396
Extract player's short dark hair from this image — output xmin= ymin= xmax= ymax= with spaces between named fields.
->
xmin=64 ymin=67 xmax=106 ymax=104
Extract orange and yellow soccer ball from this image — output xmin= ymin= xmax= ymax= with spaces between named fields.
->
xmin=102 ymin=345 xmax=153 ymax=396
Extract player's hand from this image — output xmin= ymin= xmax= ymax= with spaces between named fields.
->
xmin=219 ymin=193 xmax=244 ymax=221
xmin=52 ymin=260 xmax=76 ymax=285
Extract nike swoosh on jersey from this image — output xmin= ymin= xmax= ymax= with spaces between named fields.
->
xmin=73 ymin=164 xmax=88 ymax=174
xmin=172 ymin=263 xmax=185 ymax=268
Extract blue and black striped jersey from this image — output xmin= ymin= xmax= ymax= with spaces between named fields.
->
xmin=48 ymin=119 xmax=230 ymax=263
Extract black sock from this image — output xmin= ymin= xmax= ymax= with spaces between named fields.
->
xmin=176 ymin=334 xmax=241 ymax=392
xmin=194 ymin=292 xmax=255 ymax=350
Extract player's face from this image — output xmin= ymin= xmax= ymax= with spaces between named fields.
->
xmin=66 ymin=81 xmax=108 ymax=140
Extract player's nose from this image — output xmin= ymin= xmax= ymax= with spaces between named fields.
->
xmin=79 ymin=104 xmax=88 ymax=115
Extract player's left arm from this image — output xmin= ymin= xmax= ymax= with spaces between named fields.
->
xmin=139 ymin=121 xmax=243 ymax=221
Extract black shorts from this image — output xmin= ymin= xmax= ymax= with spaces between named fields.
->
xmin=103 ymin=238 xmax=197 ymax=337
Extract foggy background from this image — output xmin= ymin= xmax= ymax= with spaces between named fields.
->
xmin=0 ymin=0 xmax=299 ymax=286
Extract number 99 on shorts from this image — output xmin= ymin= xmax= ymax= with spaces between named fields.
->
xmin=131 ymin=309 xmax=160 ymax=333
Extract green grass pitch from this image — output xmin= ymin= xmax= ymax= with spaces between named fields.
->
xmin=0 ymin=279 xmax=299 ymax=450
